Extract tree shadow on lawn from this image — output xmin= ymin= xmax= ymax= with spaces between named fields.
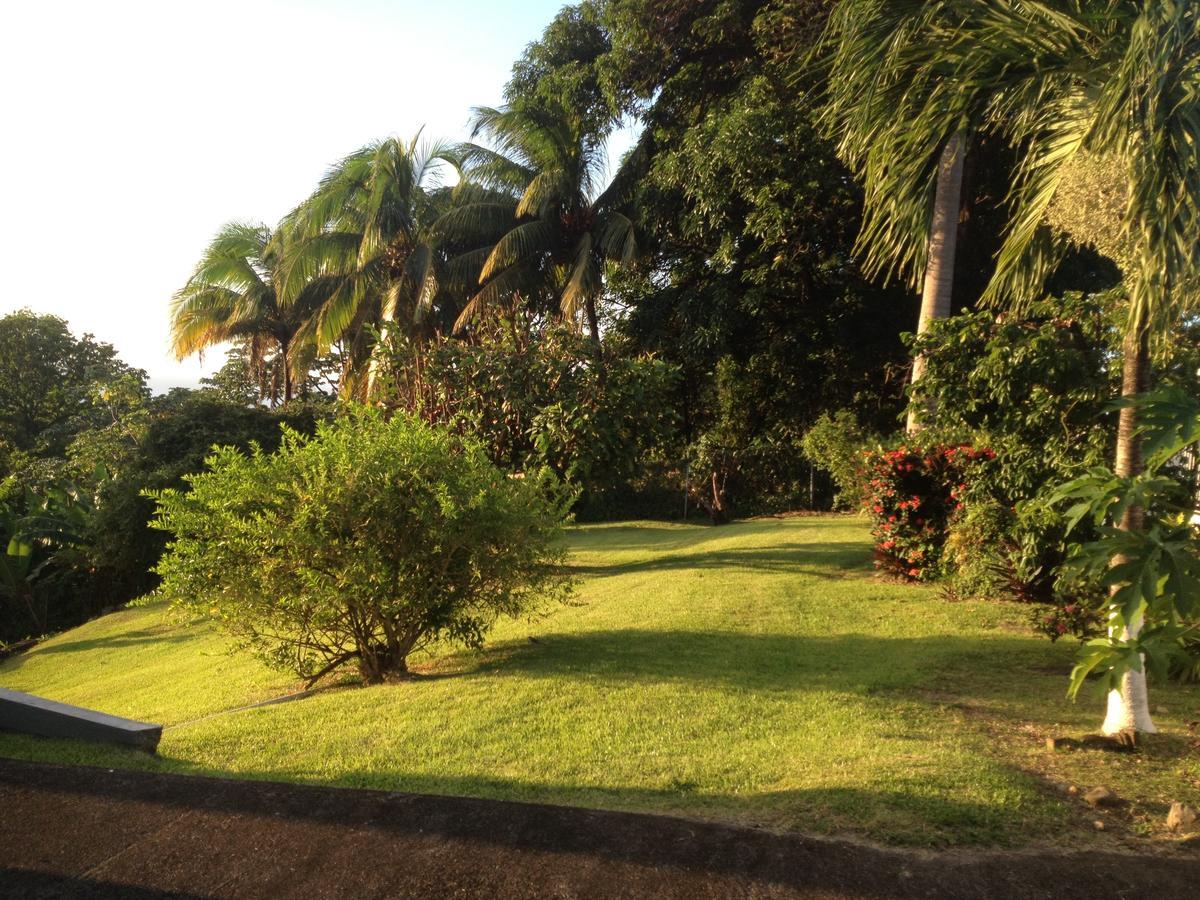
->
xmin=570 ymin=518 xmax=867 ymax=554
xmin=0 ymin=631 xmax=196 ymax=679
xmin=567 ymin=542 xmax=874 ymax=579
xmin=24 ymin=629 xmax=194 ymax=656
xmin=446 ymin=628 xmax=1056 ymax=699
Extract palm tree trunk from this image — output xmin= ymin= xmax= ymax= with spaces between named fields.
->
xmin=584 ymin=294 xmax=601 ymax=347
xmin=365 ymin=308 xmax=396 ymax=399
xmin=906 ymin=131 xmax=965 ymax=434
xmin=1102 ymin=327 xmax=1157 ymax=735
xmin=280 ymin=336 xmax=293 ymax=405
xmin=584 ymin=294 xmax=606 ymax=384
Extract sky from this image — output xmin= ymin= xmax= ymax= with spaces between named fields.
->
xmin=0 ymin=0 xmax=587 ymax=393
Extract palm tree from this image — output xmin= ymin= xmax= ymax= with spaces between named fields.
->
xmin=276 ymin=133 xmax=451 ymax=397
xmin=819 ymin=0 xmax=1200 ymax=734
xmin=442 ymin=101 xmax=643 ymax=344
xmin=170 ymin=222 xmax=311 ymax=405
xmin=818 ymin=4 xmax=974 ymax=432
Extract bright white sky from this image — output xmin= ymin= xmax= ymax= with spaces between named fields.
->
xmin=0 ymin=0 xmax=588 ymax=392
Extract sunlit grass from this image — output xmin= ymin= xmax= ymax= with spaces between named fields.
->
xmin=2 ymin=516 xmax=1197 ymax=847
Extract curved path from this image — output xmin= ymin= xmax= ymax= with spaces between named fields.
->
xmin=0 ymin=758 xmax=1196 ymax=899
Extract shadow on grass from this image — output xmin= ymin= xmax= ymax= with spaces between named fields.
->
xmin=569 ymin=517 xmax=867 ymax=554
xmin=567 ymin=542 xmax=873 ymax=579
xmin=16 ymin=629 xmax=194 ymax=658
xmin=439 ymin=628 xmax=1055 ymax=697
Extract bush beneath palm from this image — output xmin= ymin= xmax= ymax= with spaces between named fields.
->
xmin=151 ymin=410 xmax=573 ymax=684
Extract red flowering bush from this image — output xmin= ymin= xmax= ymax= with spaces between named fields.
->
xmin=1030 ymin=601 xmax=1102 ymax=643
xmin=861 ymin=444 xmax=995 ymax=581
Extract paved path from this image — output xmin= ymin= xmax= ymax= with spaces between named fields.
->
xmin=0 ymin=758 xmax=1197 ymax=899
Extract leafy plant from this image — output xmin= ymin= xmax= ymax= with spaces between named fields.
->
xmin=1052 ymin=385 xmax=1200 ymax=699
xmin=801 ymin=410 xmax=876 ymax=511
xmin=151 ymin=409 xmax=573 ymax=684
xmin=0 ymin=483 xmax=93 ymax=639
xmin=379 ymin=314 xmax=677 ymax=517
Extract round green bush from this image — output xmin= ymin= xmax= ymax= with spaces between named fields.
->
xmin=151 ymin=409 xmax=573 ymax=684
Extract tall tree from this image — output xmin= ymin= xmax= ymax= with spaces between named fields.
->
xmin=0 ymin=310 xmax=142 ymax=457
xmin=277 ymin=134 xmax=452 ymax=397
xmin=506 ymin=0 xmax=623 ymax=137
xmin=817 ymin=3 xmax=977 ymax=432
xmin=170 ymin=223 xmax=311 ymax=405
xmin=819 ymin=0 xmax=1200 ymax=733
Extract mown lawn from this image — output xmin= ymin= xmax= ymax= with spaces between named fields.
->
xmin=2 ymin=517 xmax=1198 ymax=848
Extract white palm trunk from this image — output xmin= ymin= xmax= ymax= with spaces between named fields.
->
xmin=1103 ymin=330 xmax=1157 ymax=734
xmin=1101 ymin=614 xmax=1157 ymax=735
xmin=907 ymin=131 xmax=965 ymax=434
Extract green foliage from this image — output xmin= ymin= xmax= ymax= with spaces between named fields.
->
xmin=505 ymin=0 xmax=624 ymax=137
xmin=0 ymin=310 xmax=145 ymax=458
xmin=199 ymin=340 xmax=347 ymax=406
xmin=618 ymin=69 xmax=916 ymax=517
xmin=801 ymin=410 xmax=876 ymax=511
xmin=863 ymin=444 xmax=995 ymax=582
xmin=381 ymin=315 xmax=677 ymax=518
xmin=816 ymin=1 xmax=1200 ymax=333
xmin=0 ymin=482 xmax=94 ymax=642
xmin=448 ymin=99 xmax=643 ymax=339
xmin=910 ymin=294 xmax=1200 ymax=629
xmin=151 ymin=410 xmax=573 ymax=684
xmin=1051 ymin=385 xmax=1200 ymax=699
xmin=72 ymin=391 xmax=325 ymax=605
xmin=198 ymin=343 xmax=264 ymax=408
xmin=274 ymin=134 xmax=454 ymax=393
xmin=910 ymin=294 xmax=1117 ymax=497
xmin=683 ymin=356 xmax=837 ymax=522
xmin=170 ymin=222 xmax=318 ymax=405
xmin=909 ymin=293 xmax=1117 ymax=603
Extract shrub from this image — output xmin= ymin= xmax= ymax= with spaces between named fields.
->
xmin=863 ymin=444 xmax=994 ymax=581
xmin=1030 ymin=600 xmax=1103 ymax=644
xmin=800 ymin=410 xmax=876 ymax=511
xmin=379 ymin=316 xmax=678 ymax=519
xmin=72 ymin=391 xmax=327 ymax=606
xmin=151 ymin=410 xmax=573 ymax=684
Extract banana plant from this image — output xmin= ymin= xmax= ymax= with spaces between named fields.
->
xmin=0 ymin=484 xmax=93 ymax=637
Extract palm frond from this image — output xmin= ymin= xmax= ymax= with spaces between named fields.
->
xmin=480 ymin=219 xmax=556 ymax=282
xmin=560 ymin=232 xmax=598 ymax=320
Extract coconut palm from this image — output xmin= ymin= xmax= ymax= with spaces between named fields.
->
xmin=170 ymin=222 xmax=312 ymax=405
xmin=276 ymin=133 xmax=452 ymax=396
xmin=441 ymin=101 xmax=643 ymax=344
xmin=819 ymin=0 xmax=1200 ymax=733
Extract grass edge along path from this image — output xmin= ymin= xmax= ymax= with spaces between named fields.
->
xmin=1 ymin=517 xmax=1197 ymax=851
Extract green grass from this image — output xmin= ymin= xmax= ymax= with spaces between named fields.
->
xmin=2 ymin=517 xmax=1198 ymax=847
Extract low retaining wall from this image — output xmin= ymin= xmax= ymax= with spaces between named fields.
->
xmin=0 ymin=688 xmax=161 ymax=752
